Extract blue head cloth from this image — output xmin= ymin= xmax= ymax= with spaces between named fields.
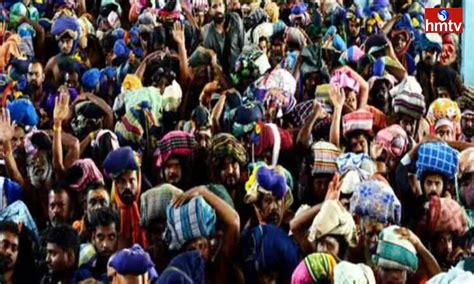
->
xmin=110 ymin=244 xmax=157 ymax=280
xmin=113 ymin=39 xmax=130 ymax=59
xmin=256 ymin=166 xmax=287 ymax=199
xmin=51 ymin=16 xmax=81 ymax=54
xmin=333 ymin=34 xmax=347 ymax=52
xmin=418 ymin=33 xmax=443 ymax=53
xmin=81 ymin=68 xmax=101 ymax=90
xmin=373 ymin=58 xmax=385 ymax=77
xmin=129 ymin=27 xmax=141 ymax=46
xmin=0 ymin=201 xmax=39 ymax=244
xmin=102 ymin=147 xmax=139 ymax=178
xmin=7 ymin=98 xmax=39 ymax=128
xmin=1 ymin=177 xmax=22 ymax=208
xmin=158 ymin=251 xmax=205 ymax=284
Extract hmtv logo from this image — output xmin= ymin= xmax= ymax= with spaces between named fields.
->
xmin=425 ymin=8 xmax=463 ymax=34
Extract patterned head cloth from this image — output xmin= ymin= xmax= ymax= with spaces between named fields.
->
xmin=390 ymin=76 xmax=426 ymax=119
xmin=0 ymin=177 xmax=22 ymax=211
xmin=291 ymin=253 xmax=337 ymax=284
xmin=251 ymin=122 xmax=294 ymax=166
xmin=373 ymin=225 xmax=419 ymax=272
xmin=231 ymin=48 xmax=270 ymax=87
xmin=416 ymin=142 xmax=459 ymax=181
xmin=334 ymin=261 xmax=376 ymax=284
xmin=0 ymin=201 xmax=39 ymax=243
xmin=69 ymin=159 xmax=104 ymax=192
xmin=427 ymin=98 xmax=462 ymax=126
xmin=114 ymin=102 xmax=158 ymax=148
xmin=420 ymin=196 xmax=468 ymax=237
xmin=342 ymin=109 xmax=374 ymax=137
xmin=350 ymin=180 xmax=402 ymax=225
xmin=311 ymin=141 xmax=341 ymax=175
xmin=330 ymin=70 xmax=360 ymax=94
xmin=339 ymin=46 xmax=365 ymax=66
xmin=122 ymin=74 xmax=143 ymax=92
xmin=459 ymin=148 xmax=474 ymax=178
xmin=154 ymin=131 xmax=196 ymax=168
xmin=308 ymin=200 xmax=358 ymax=247
xmin=51 ymin=16 xmax=81 ymax=54
xmin=375 ymin=125 xmax=409 ymax=158
xmin=210 ymin=133 xmax=248 ymax=166
xmin=102 ymin=146 xmax=140 ymax=178
xmin=140 ymin=183 xmax=183 ymax=228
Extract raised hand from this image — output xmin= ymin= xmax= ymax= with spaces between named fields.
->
xmin=329 ymin=84 xmax=345 ymax=110
xmin=53 ymin=90 xmax=70 ymax=123
xmin=172 ymin=186 xmax=203 ymax=208
xmin=395 ymin=227 xmax=422 ymax=247
xmin=171 ymin=22 xmax=185 ymax=45
xmin=325 ymin=174 xmax=342 ymax=201
xmin=0 ymin=108 xmax=16 ymax=143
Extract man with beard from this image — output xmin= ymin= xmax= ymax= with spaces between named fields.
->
xmin=203 ymin=0 xmax=244 ymax=73
xmin=102 ymin=146 xmax=147 ymax=249
xmin=460 ymin=110 xmax=474 ymax=143
xmin=25 ymin=60 xmax=46 ymax=109
xmin=415 ymin=33 xmax=443 ymax=106
xmin=0 ymin=221 xmax=20 ymax=284
xmin=48 ymin=187 xmax=73 ymax=227
xmin=76 ymin=208 xmax=119 ymax=282
xmin=42 ymin=224 xmax=80 ymax=284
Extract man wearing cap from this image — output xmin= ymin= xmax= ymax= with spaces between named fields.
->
xmin=108 ymin=244 xmax=158 ymax=283
xmin=102 ymin=146 xmax=147 ymax=249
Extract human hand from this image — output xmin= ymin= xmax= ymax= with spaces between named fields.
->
xmin=0 ymin=108 xmax=16 ymax=144
xmin=172 ymin=186 xmax=204 ymax=208
xmin=371 ymin=141 xmax=384 ymax=161
xmin=53 ymin=90 xmax=70 ymax=123
xmin=329 ymin=84 xmax=345 ymax=110
xmin=325 ymin=174 xmax=342 ymax=201
xmin=171 ymin=22 xmax=185 ymax=45
xmin=395 ymin=227 xmax=422 ymax=248
xmin=311 ymin=101 xmax=327 ymax=119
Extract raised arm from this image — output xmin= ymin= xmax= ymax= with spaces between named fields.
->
xmin=211 ymin=92 xmax=227 ymax=134
xmin=329 ymin=85 xmax=345 ymax=148
xmin=297 ymin=102 xmax=327 ymax=147
xmin=289 ymin=204 xmax=322 ymax=255
xmin=172 ymin=22 xmax=190 ymax=87
xmin=0 ymin=109 xmax=26 ymax=187
xmin=84 ymin=93 xmax=114 ymax=130
xmin=342 ymin=66 xmax=369 ymax=108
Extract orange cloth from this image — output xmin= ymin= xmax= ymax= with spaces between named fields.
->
xmin=0 ymin=34 xmax=22 ymax=70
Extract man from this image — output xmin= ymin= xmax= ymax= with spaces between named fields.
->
xmin=77 ymin=208 xmax=119 ymax=282
xmin=25 ymin=60 xmax=46 ymax=109
xmin=102 ymin=146 xmax=147 ymax=248
xmin=460 ymin=110 xmax=474 ymax=143
xmin=48 ymin=187 xmax=73 ymax=227
xmin=42 ymin=224 xmax=80 ymax=284
xmin=416 ymin=33 xmax=443 ymax=106
xmin=108 ymin=244 xmax=158 ymax=283
xmin=202 ymin=0 xmax=244 ymax=73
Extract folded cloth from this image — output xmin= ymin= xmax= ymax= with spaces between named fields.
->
xmin=231 ymin=48 xmax=270 ymax=86
xmin=330 ymin=70 xmax=360 ymax=93
xmin=0 ymin=34 xmax=23 ymax=71
xmin=372 ymin=225 xmax=418 ymax=272
xmin=154 ymin=131 xmax=196 ymax=168
xmin=339 ymin=46 xmax=365 ymax=65
xmin=102 ymin=146 xmax=140 ymax=178
xmin=336 ymin=153 xmax=376 ymax=175
xmin=459 ymin=148 xmax=474 ymax=178
xmin=251 ymin=122 xmax=293 ymax=165
xmin=285 ymin=27 xmax=307 ymax=50
xmin=291 ymin=253 xmax=337 ymax=284
xmin=92 ymin=129 xmax=120 ymax=150
xmin=115 ymin=102 xmax=158 ymax=147
xmin=416 ymin=142 xmax=459 ymax=180
xmin=262 ymin=68 xmax=297 ymax=98
xmin=166 ymin=196 xmax=216 ymax=250
xmin=241 ymin=225 xmax=300 ymax=283
xmin=350 ymin=180 xmax=402 ymax=225
xmin=375 ymin=125 xmax=408 ymax=158
xmin=288 ymin=100 xmax=314 ymax=126
xmin=140 ymin=184 xmax=183 ymax=227
xmin=342 ymin=109 xmax=374 ymax=137
xmin=391 ymin=88 xmax=426 ymax=119
xmin=81 ymin=68 xmax=101 ymax=90
xmin=230 ymin=102 xmax=264 ymax=138
xmin=0 ymin=201 xmax=39 ymax=243
xmin=311 ymin=141 xmax=341 ymax=175
xmin=109 ymin=244 xmax=157 ymax=279
xmin=51 ymin=16 xmax=80 ymax=41
xmin=0 ymin=177 xmax=22 ymax=211
xmin=158 ymin=250 xmax=205 ymax=284
xmin=334 ymin=261 xmax=376 ymax=284
xmin=308 ymin=200 xmax=358 ymax=247
xmin=69 ymin=159 xmax=104 ymax=192
xmin=426 ymin=98 xmax=462 ymax=125
xmin=122 ymin=74 xmax=143 ymax=91
xmin=420 ymin=196 xmax=468 ymax=236
xmin=7 ymin=98 xmax=39 ymax=128
xmin=210 ymin=133 xmax=248 ymax=166
xmin=161 ymin=80 xmax=182 ymax=112
xmin=114 ymin=86 xmax=163 ymax=124
xmin=428 ymin=267 xmax=474 ymax=284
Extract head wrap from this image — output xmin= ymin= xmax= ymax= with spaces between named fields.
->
xmin=434 ymin=118 xmax=454 ymax=133
xmin=115 ymin=101 xmax=158 ymax=149
xmin=9 ymin=2 xmax=39 ymax=28
xmin=0 ymin=177 xmax=22 ymax=211
xmin=154 ymin=131 xmax=196 ymax=169
xmin=308 ymin=200 xmax=358 ymax=247
xmin=24 ymin=130 xmax=51 ymax=156
xmin=373 ymin=225 xmax=419 ymax=272
xmin=166 ymin=196 xmax=216 ymax=249
xmin=0 ymin=34 xmax=23 ymax=70
xmin=140 ymin=184 xmax=183 ymax=228
xmin=210 ymin=133 xmax=248 ymax=166
xmin=311 ymin=141 xmax=341 ymax=175
xmin=69 ymin=158 xmax=104 ymax=192
xmin=285 ymin=27 xmax=307 ymax=50
xmin=190 ymin=106 xmax=211 ymax=131
xmin=0 ymin=201 xmax=39 ymax=243
xmin=459 ymin=148 xmax=474 ymax=178
xmin=91 ymin=129 xmax=120 ymax=150
xmin=7 ymin=98 xmax=39 ymax=129
xmin=418 ymin=33 xmax=443 ymax=53
xmin=336 ymin=153 xmax=377 ymax=194
xmin=122 ymin=74 xmax=143 ymax=92
xmin=81 ymin=68 xmax=101 ymax=90
xmin=339 ymin=46 xmax=365 ymax=66
xmin=428 ymin=267 xmax=474 ymax=284
xmin=419 ymin=196 xmax=468 ymax=236
xmin=291 ymin=253 xmax=337 ymax=284
xmin=375 ymin=125 xmax=409 ymax=158
xmin=390 ymin=76 xmax=426 ymax=119
xmin=241 ymin=225 xmax=300 ymax=283
xmin=116 ymin=87 xmax=163 ymax=123
xmin=330 ymin=70 xmax=360 ymax=94
xmin=427 ymin=98 xmax=461 ymax=129
xmin=350 ymin=180 xmax=402 ymax=225
xmin=231 ymin=48 xmax=270 ymax=86
xmin=102 ymin=146 xmax=140 ymax=178
xmin=416 ymin=142 xmax=459 ymax=180
xmin=264 ymin=2 xmax=279 ymax=23
xmin=333 ymin=261 xmax=376 ymax=284
xmin=158 ymin=250 xmax=205 ymax=284
xmin=251 ymin=122 xmax=293 ymax=166
xmin=289 ymin=3 xmax=309 ymax=26
xmin=51 ymin=16 xmax=81 ymax=53
xmin=161 ymin=80 xmax=182 ymax=112
xmin=342 ymin=109 xmax=374 ymax=137
xmin=230 ymin=102 xmax=264 ymax=138
xmin=109 ymin=244 xmax=157 ymax=279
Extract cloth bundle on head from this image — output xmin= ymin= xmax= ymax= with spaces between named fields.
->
xmin=210 ymin=133 xmax=247 ymax=166
xmin=114 ymin=87 xmax=163 ymax=123
xmin=161 ymin=80 xmax=182 ymax=112
xmin=285 ymin=27 xmax=307 ymax=50
xmin=81 ymin=68 xmax=101 ymax=90
xmin=350 ymin=180 xmax=402 ymax=225
xmin=114 ymin=102 xmax=158 ymax=148
xmin=308 ymin=200 xmax=358 ymax=247
xmin=9 ymin=2 xmax=39 ymax=29
xmin=336 ymin=153 xmax=377 ymax=194
xmin=300 ymin=44 xmax=329 ymax=80
xmin=51 ymin=16 xmax=81 ymax=53
xmin=250 ymin=122 xmax=293 ymax=166
xmin=291 ymin=253 xmax=337 ymax=284
xmin=416 ymin=142 xmax=459 ymax=181
xmin=0 ymin=201 xmax=39 ymax=243
xmin=427 ymin=98 xmax=461 ymax=135
xmin=342 ymin=109 xmax=374 ymax=137
xmin=375 ymin=125 xmax=408 ymax=158
xmin=241 ymin=225 xmax=300 ymax=283
xmin=390 ymin=76 xmax=426 ymax=119
xmin=420 ymin=196 xmax=468 ymax=236
xmin=231 ymin=48 xmax=271 ymax=86
xmin=68 ymin=159 xmax=104 ymax=192
xmin=154 ymin=131 xmax=196 ymax=168
xmin=230 ymin=102 xmax=264 ymax=138
xmin=428 ymin=267 xmax=474 ymax=284
xmin=260 ymin=68 xmax=297 ymax=98
xmin=459 ymin=148 xmax=474 ymax=179
xmin=330 ymin=70 xmax=360 ymax=94
xmin=372 ymin=225 xmax=419 ymax=272
xmin=264 ymin=2 xmax=279 ymax=23
xmin=109 ymin=244 xmax=157 ymax=280
xmin=311 ymin=141 xmax=341 ymax=175
xmin=333 ymin=261 xmax=376 ymax=284
xmin=91 ymin=129 xmax=120 ymax=150
xmin=140 ymin=184 xmax=183 ymax=228
xmin=166 ymin=195 xmax=216 ymax=250
xmin=245 ymin=164 xmax=288 ymax=200
xmin=158 ymin=250 xmax=205 ymax=284
xmin=0 ymin=34 xmax=23 ymax=70
xmin=339 ymin=46 xmax=365 ymax=66
xmin=121 ymin=74 xmax=143 ymax=92
xmin=24 ymin=130 xmax=51 ymax=156
xmin=18 ymin=23 xmax=36 ymax=57
xmin=7 ymin=98 xmax=39 ymax=129
xmin=0 ymin=177 xmax=22 ymax=211
xmin=418 ymin=33 xmax=442 ymax=53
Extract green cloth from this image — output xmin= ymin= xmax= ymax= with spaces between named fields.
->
xmin=207 ymin=184 xmax=234 ymax=208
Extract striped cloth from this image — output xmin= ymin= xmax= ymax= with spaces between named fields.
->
xmin=291 ymin=253 xmax=337 ymax=283
xmin=421 ymin=197 xmax=468 ymax=237
xmin=210 ymin=133 xmax=248 ymax=166
xmin=342 ymin=109 xmax=374 ymax=137
xmin=375 ymin=125 xmax=409 ymax=158
xmin=154 ymin=131 xmax=197 ymax=168
xmin=166 ymin=196 xmax=216 ymax=250
xmin=416 ymin=142 xmax=459 ymax=180
xmin=392 ymin=92 xmax=426 ymax=119
xmin=140 ymin=184 xmax=184 ymax=227
xmin=311 ymin=141 xmax=341 ymax=175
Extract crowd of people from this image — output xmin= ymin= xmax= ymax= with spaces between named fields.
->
xmin=0 ymin=0 xmax=472 ymax=283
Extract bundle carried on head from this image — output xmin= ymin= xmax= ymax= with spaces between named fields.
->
xmin=416 ymin=142 xmax=459 ymax=181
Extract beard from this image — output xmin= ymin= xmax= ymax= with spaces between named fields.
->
xmin=0 ymin=253 xmax=13 ymax=273
xmin=214 ymin=13 xmax=225 ymax=24
xmin=28 ymin=163 xmax=53 ymax=189
xmin=120 ymin=189 xmax=135 ymax=205
xmin=462 ymin=126 xmax=474 ymax=138
xmin=265 ymin=212 xmax=280 ymax=225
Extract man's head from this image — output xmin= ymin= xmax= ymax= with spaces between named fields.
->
xmin=48 ymin=188 xmax=72 ymax=227
xmin=163 ymin=156 xmax=182 ymax=185
xmin=219 ymin=157 xmax=241 ymax=188
xmin=45 ymin=225 xmax=80 ymax=275
xmin=460 ymin=173 xmax=474 ymax=209
xmin=348 ymin=19 xmax=361 ymax=37
xmin=315 ymin=235 xmax=348 ymax=260
xmin=422 ymin=172 xmax=445 ymax=198
xmin=345 ymin=88 xmax=358 ymax=110
xmin=256 ymin=192 xmax=284 ymax=226
xmin=421 ymin=48 xmax=439 ymax=66
xmin=0 ymin=222 xmax=19 ymax=273
xmin=209 ymin=0 xmax=226 ymax=24
xmin=86 ymin=184 xmax=111 ymax=220
xmin=12 ymin=126 xmax=25 ymax=152
xmin=369 ymin=80 xmax=391 ymax=114
xmin=392 ymin=31 xmax=409 ymax=54
xmin=27 ymin=60 xmax=45 ymax=90
xmin=397 ymin=114 xmax=416 ymax=137
xmin=195 ymin=129 xmax=212 ymax=150
xmin=435 ymin=120 xmax=455 ymax=142
xmin=430 ymin=232 xmax=453 ymax=263
xmin=58 ymin=34 xmax=75 ymax=55
xmin=362 ymin=221 xmax=385 ymax=257
xmin=89 ymin=208 xmax=119 ymax=260
xmin=309 ymin=173 xmax=332 ymax=205
xmin=115 ymin=170 xmax=139 ymax=206
xmin=348 ymin=131 xmax=370 ymax=154
xmin=26 ymin=151 xmax=53 ymax=189
xmin=461 ymin=112 xmax=474 ymax=138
